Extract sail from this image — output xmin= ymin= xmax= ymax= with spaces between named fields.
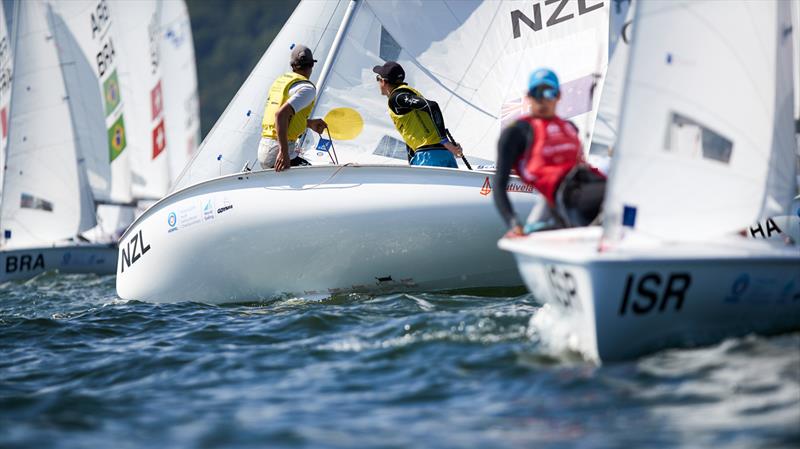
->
xmin=0 ymin=3 xmax=12 ymax=197
xmin=160 ymin=0 xmax=201 ymax=185
xmin=113 ymin=0 xmax=170 ymax=200
xmin=603 ymin=0 xmax=797 ymax=242
xmin=0 ymin=0 xmax=96 ymax=248
xmin=49 ymin=0 xmax=132 ymax=205
xmin=300 ymin=0 xmax=609 ymax=167
xmin=173 ymin=0 xmax=349 ymax=191
xmin=590 ymin=0 xmax=634 ymax=153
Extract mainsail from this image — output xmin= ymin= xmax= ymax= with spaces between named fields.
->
xmin=49 ymin=0 xmax=131 ymax=205
xmin=173 ymin=0 xmax=349 ymax=191
xmin=0 ymin=3 xmax=13 ymax=196
xmin=301 ymin=0 xmax=610 ymax=167
xmin=603 ymin=0 xmax=797 ymax=242
xmin=590 ymin=0 xmax=634 ymax=154
xmin=113 ymin=0 xmax=170 ymax=199
xmin=160 ymin=0 xmax=201 ymax=185
xmin=1 ymin=0 xmax=96 ymax=247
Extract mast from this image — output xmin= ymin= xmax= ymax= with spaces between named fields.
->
xmin=308 ymin=0 xmax=359 ymax=118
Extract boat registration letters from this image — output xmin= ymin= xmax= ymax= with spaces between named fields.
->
xmin=120 ymin=230 xmax=151 ymax=273
xmin=618 ymin=272 xmax=692 ymax=316
xmin=5 ymin=253 xmax=45 ymax=273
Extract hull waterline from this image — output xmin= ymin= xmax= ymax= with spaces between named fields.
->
xmin=500 ymin=227 xmax=800 ymax=362
xmin=116 ymin=165 xmax=539 ymax=304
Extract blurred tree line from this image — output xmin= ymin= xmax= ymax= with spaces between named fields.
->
xmin=187 ymin=0 xmax=300 ymax=138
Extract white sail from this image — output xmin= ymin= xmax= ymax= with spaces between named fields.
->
xmin=160 ymin=0 xmax=201 ymax=185
xmin=173 ymin=0 xmax=349 ymax=191
xmin=590 ymin=0 xmax=634 ymax=153
xmin=113 ymin=0 xmax=170 ymax=199
xmin=0 ymin=0 xmax=96 ymax=248
xmin=49 ymin=0 xmax=131 ymax=205
xmin=0 ymin=3 xmax=13 ymax=196
xmin=603 ymin=0 xmax=797 ymax=242
xmin=300 ymin=0 xmax=609 ymax=167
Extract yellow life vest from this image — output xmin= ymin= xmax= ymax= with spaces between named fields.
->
xmin=388 ymin=85 xmax=441 ymax=151
xmin=261 ymin=72 xmax=316 ymax=141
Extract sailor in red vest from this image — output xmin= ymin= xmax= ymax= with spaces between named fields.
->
xmin=494 ymin=68 xmax=606 ymax=236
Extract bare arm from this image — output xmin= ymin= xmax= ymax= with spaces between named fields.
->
xmin=274 ymin=103 xmax=295 ymax=172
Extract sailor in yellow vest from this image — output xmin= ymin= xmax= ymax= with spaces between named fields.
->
xmin=373 ymin=61 xmax=462 ymax=167
xmin=259 ymin=45 xmax=327 ymax=172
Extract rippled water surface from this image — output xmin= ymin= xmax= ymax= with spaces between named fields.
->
xmin=1 ymin=274 xmax=798 ymax=448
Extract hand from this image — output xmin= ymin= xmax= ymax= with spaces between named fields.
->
xmin=308 ymin=118 xmax=328 ymax=134
xmin=504 ymin=225 xmax=525 ymax=238
xmin=274 ymin=149 xmax=290 ymax=172
xmin=443 ymin=141 xmax=463 ymax=158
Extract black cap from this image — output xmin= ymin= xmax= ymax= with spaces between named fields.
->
xmin=372 ymin=61 xmax=405 ymax=84
xmin=290 ymin=44 xmax=316 ymax=67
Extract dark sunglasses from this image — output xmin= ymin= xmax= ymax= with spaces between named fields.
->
xmin=529 ymin=85 xmax=558 ymax=100
xmin=376 ymin=75 xmax=385 ymax=82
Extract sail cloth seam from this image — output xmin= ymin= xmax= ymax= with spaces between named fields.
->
xmin=680 ymin=4 xmax=773 ymax=119
xmin=365 ymin=1 xmax=497 ymax=121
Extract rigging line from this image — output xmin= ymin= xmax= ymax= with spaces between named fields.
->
xmin=362 ymin=0 xmax=496 ymax=119
xmin=443 ymin=0 xmax=503 ymax=112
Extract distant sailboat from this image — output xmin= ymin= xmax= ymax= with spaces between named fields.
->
xmin=159 ymin=0 xmax=201 ymax=185
xmin=116 ymin=0 xmax=610 ymax=304
xmin=0 ymin=0 xmax=117 ymax=281
xmin=500 ymin=0 xmax=800 ymax=362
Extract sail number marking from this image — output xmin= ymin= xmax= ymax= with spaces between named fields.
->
xmin=120 ymin=230 xmax=151 ymax=273
xmin=511 ymin=0 xmax=605 ymax=39
xmin=546 ymin=265 xmax=577 ymax=308
xmin=619 ymin=272 xmax=692 ymax=316
xmin=5 ymin=254 xmax=45 ymax=273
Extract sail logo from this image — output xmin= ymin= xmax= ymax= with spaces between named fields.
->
xmin=5 ymin=253 xmax=45 ymax=274
xmin=511 ymin=0 xmax=605 ymax=39
xmin=103 ymin=70 xmax=121 ymax=116
xmin=203 ymin=200 xmax=215 ymax=221
xmin=108 ymin=115 xmax=127 ymax=161
xmin=152 ymin=119 xmax=166 ymax=159
xmin=120 ymin=230 xmax=151 ymax=273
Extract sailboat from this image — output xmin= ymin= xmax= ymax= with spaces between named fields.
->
xmin=499 ymin=0 xmax=800 ymax=363
xmin=159 ymin=0 xmax=201 ymax=184
xmin=115 ymin=0 xmax=611 ymax=303
xmin=0 ymin=0 xmax=121 ymax=281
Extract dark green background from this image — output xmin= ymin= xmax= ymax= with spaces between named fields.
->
xmin=188 ymin=0 xmax=300 ymax=138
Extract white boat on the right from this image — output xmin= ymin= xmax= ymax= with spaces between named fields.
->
xmin=500 ymin=0 xmax=800 ymax=363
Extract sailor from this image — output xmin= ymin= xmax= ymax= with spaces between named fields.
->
xmin=494 ymin=68 xmax=606 ymax=236
xmin=259 ymin=44 xmax=328 ymax=172
xmin=373 ymin=61 xmax=462 ymax=167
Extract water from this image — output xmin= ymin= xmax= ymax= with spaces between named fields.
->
xmin=1 ymin=274 xmax=798 ymax=449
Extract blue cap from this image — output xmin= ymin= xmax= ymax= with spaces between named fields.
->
xmin=528 ymin=68 xmax=560 ymax=98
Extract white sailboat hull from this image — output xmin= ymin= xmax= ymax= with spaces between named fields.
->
xmin=500 ymin=227 xmax=800 ymax=362
xmin=0 ymin=244 xmax=117 ymax=283
xmin=116 ymin=165 xmax=538 ymax=304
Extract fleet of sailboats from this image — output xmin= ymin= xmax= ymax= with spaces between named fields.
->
xmin=0 ymin=0 xmax=199 ymax=282
xmin=115 ymin=0 xmax=612 ymax=303
xmin=0 ymin=0 xmax=795 ymax=362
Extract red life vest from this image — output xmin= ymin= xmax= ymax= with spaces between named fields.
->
xmin=515 ymin=116 xmax=584 ymax=205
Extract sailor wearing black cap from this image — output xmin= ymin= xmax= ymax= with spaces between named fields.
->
xmin=259 ymin=44 xmax=328 ymax=172
xmin=372 ymin=61 xmax=462 ymax=168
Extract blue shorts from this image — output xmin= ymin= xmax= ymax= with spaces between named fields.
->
xmin=410 ymin=148 xmax=458 ymax=168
